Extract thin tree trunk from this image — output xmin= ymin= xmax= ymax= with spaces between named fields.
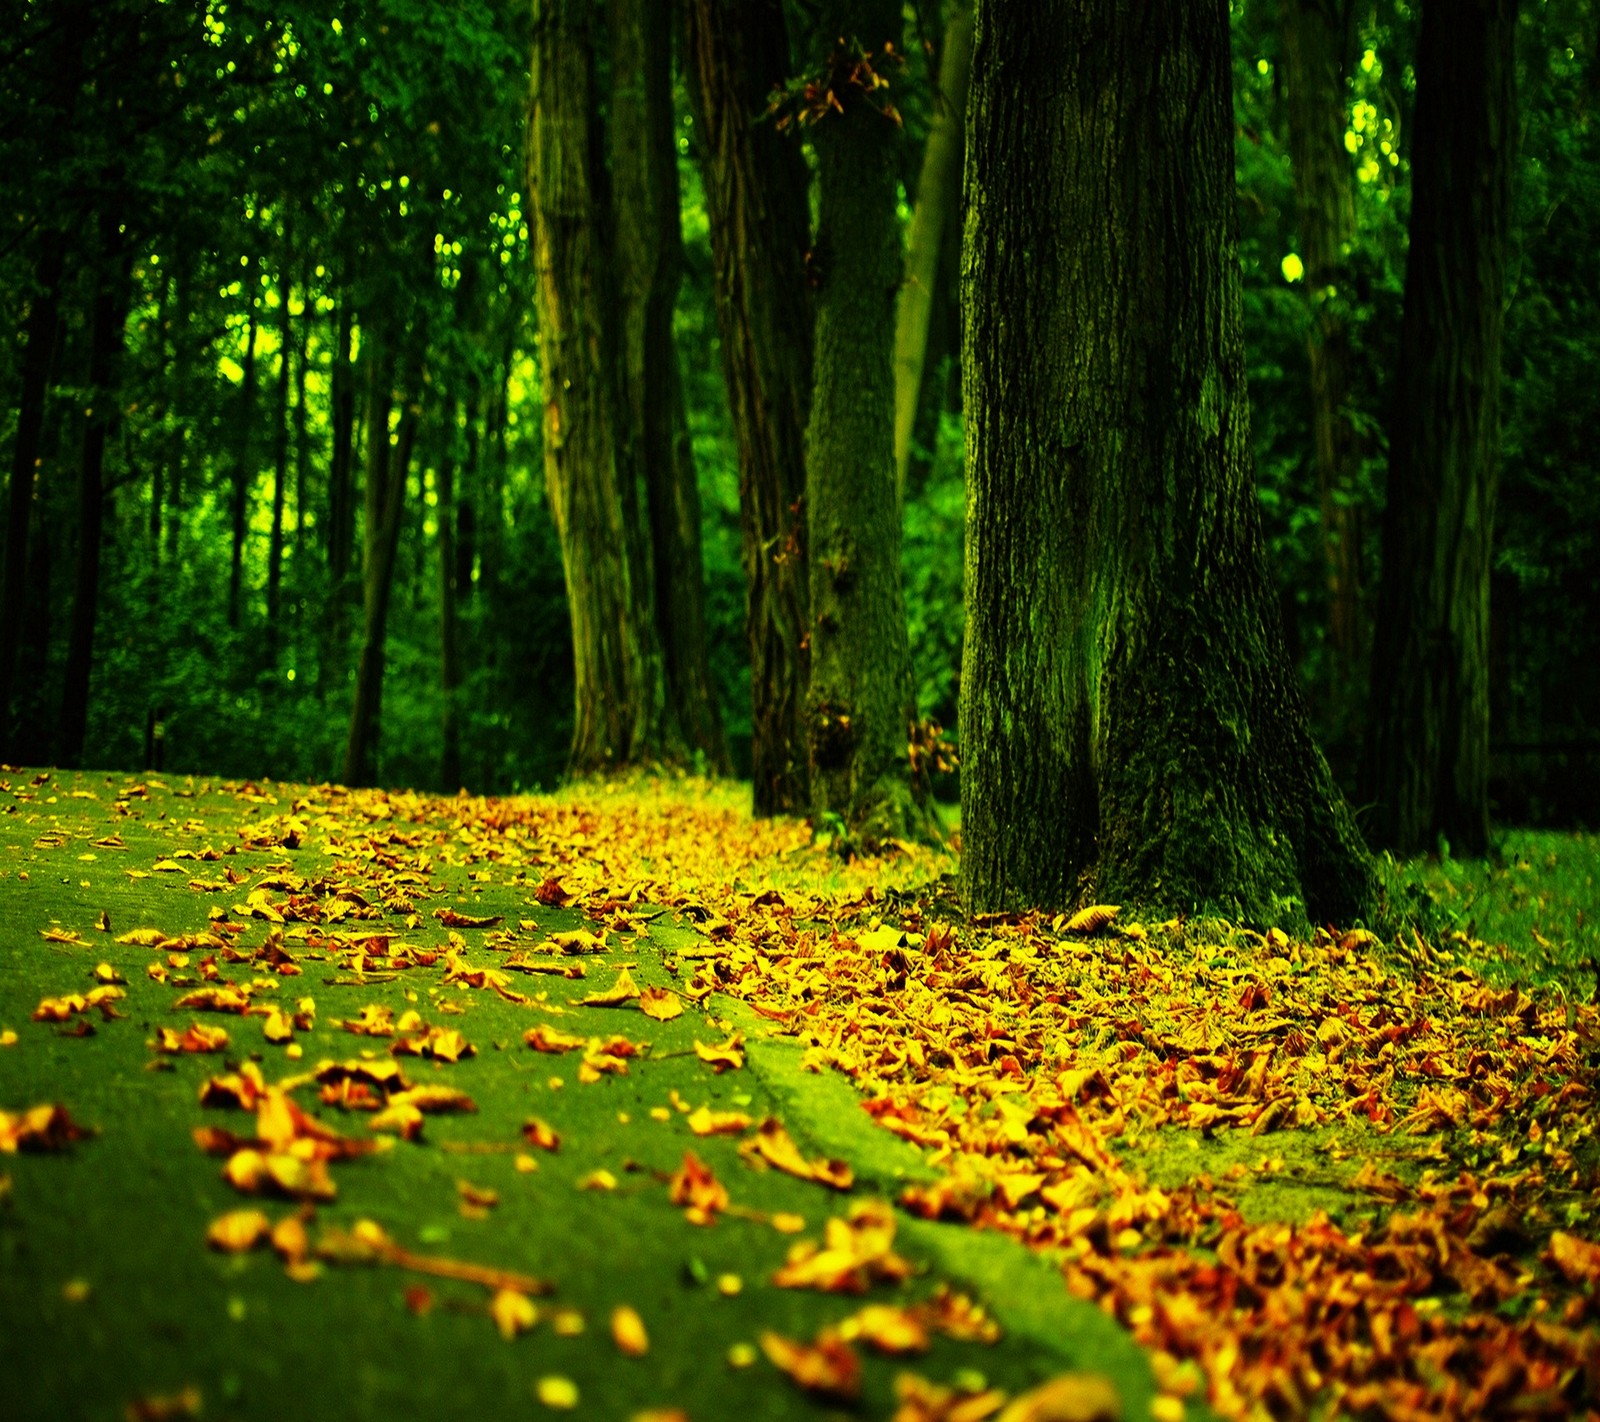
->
xmin=528 ymin=0 xmax=675 ymax=772
xmin=0 ymin=242 xmax=65 ymax=756
xmin=1281 ymin=0 xmax=1364 ymax=680
xmin=438 ymin=405 xmax=463 ymax=791
xmin=322 ymin=297 xmax=356 ymax=695
xmin=960 ymin=0 xmax=1372 ymax=923
xmin=683 ymin=0 xmax=814 ymax=813
xmin=804 ymin=2 xmax=935 ymax=845
xmin=60 ymin=226 xmax=131 ymax=767
xmin=1361 ymin=0 xmax=1518 ymax=857
xmin=149 ymin=273 xmax=168 ymax=548
xmin=341 ymin=331 xmax=413 ymax=787
xmin=893 ymin=2 xmax=973 ymax=502
xmin=164 ymin=251 xmax=191 ymax=563
xmin=228 ymin=257 xmax=259 ymax=631
xmin=267 ymin=255 xmax=292 ymax=662
xmin=292 ymin=264 xmax=312 ymax=575
xmin=612 ymin=0 xmax=729 ymax=772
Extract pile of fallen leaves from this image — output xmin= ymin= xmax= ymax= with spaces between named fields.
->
xmin=6 ymin=770 xmax=1600 ymax=1420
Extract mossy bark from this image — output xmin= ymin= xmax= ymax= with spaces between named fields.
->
xmin=611 ymin=0 xmax=728 ymax=773
xmin=1361 ymin=0 xmax=1517 ymax=859
xmin=683 ymin=0 xmax=814 ymax=814
xmin=528 ymin=0 xmax=675 ymax=773
xmin=804 ymin=1 xmax=935 ymax=847
xmin=961 ymin=0 xmax=1372 ymax=926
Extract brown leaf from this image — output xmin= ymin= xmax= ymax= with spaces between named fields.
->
xmin=0 ymin=1103 xmax=94 ymax=1153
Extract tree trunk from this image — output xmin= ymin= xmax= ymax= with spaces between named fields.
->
xmin=0 ymin=242 xmax=65 ymax=757
xmin=292 ymin=263 xmax=312 ymax=577
xmin=612 ymin=0 xmax=729 ymax=772
xmin=1361 ymin=0 xmax=1517 ymax=858
xmin=341 ymin=332 xmax=413 ymax=787
xmin=267 ymin=256 xmax=292 ymax=663
xmin=804 ymin=2 xmax=935 ymax=846
xmin=1280 ymin=0 xmax=1364 ymax=679
xmin=60 ymin=229 xmax=131 ymax=768
xmin=228 ymin=258 xmax=259 ymax=631
xmin=683 ymin=0 xmax=814 ymax=814
xmin=893 ymin=2 xmax=973 ymax=501
xmin=961 ymin=0 xmax=1372 ymax=925
xmin=322 ymin=298 xmax=356 ymax=695
xmin=528 ymin=0 xmax=675 ymax=772
xmin=438 ymin=407 xmax=463 ymax=791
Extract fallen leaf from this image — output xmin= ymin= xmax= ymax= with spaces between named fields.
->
xmin=611 ymin=1303 xmax=650 ymax=1357
xmin=522 ymin=1117 xmax=561 ymax=1152
xmin=688 ymin=1106 xmax=752 ymax=1137
xmin=669 ymin=1150 xmax=729 ymax=1224
xmin=153 ymin=1022 xmax=230 ymax=1054
xmin=638 ymin=987 xmax=684 ymax=1021
xmin=125 ymin=1385 xmax=203 ymax=1421
xmin=694 ymin=1032 xmax=745 ymax=1072
xmin=524 ymin=1023 xmax=589 ymax=1054
xmin=1061 ymin=905 xmax=1120 ymax=935
xmin=772 ymin=1200 xmax=914 ymax=1292
xmin=994 ymin=1373 xmax=1122 ymax=1422
xmin=746 ymin=1118 xmax=853 ymax=1190
xmin=535 ymin=1376 xmax=579 ymax=1410
xmin=0 ymin=1103 xmax=93 ymax=1153
xmin=760 ymin=1327 xmax=861 ymax=1402
xmin=435 ymin=908 xmax=504 ymax=928
xmin=207 ymin=1209 xmax=273 ymax=1253
xmin=839 ymin=1302 xmax=930 ymax=1355
xmin=491 ymin=1287 xmax=539 ymax=1339
xmin=1548 ymin=1230 xmax=1600 ymax=1286
xmin=580 ymin=967 xmax=642 ymax=1007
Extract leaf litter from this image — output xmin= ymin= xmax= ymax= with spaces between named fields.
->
xmin=5 ymin=771 xmax=1600 ymax=1420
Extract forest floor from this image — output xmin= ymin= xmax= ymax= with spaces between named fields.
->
xmin=0 ymin=770 xmax=1597 ymax=1422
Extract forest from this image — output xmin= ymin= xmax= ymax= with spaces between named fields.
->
xmin=3 ymin=0 xmax=1596 ymax=888
xmin=8 ymin=6 xmax=1600 ymax=1421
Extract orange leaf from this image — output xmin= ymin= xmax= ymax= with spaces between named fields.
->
xmin=759 ymin=1328 xmax=861 ymax=1402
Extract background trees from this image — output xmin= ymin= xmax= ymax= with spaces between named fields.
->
xmin=0 ymin=0 xmax=1594 ymax=878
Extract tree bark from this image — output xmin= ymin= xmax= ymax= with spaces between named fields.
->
xmin=683 ymin=0 xmax=814 ymax=814
xmin=267 ymin=256 xmax=292 ymax=663
xmin=228 ymin=258 xmax=259 ymax=631
xmin=961 ymin=0 xmax=1372 ymax=925
xmin=893 ymin=1 xmax=973 ymax=501
xmin=612 ymin=0 xmax=729 ymax=773
xmin=528 ymin=0 xmax=675 ymax=772
xmin=804 ymin=2 xmax=935 ymax=845
xmin=60 ymin=226 xmax=131 ymax=768
xmin=0 ymin=242 xmax=65 ymax=757
xmin=341 ymin=330 xmax=414 ymax=787
xmin=1361 ymin=0 xmax=1518 ymax=858
xmin=438 ymin=405 xmax=463 ymax=791
xmin=1280 ymin=0 xmax=1364 ymax=678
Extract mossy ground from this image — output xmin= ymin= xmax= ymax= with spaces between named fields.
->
xmin=0 ymin=769 xmax=1155 ymax=1422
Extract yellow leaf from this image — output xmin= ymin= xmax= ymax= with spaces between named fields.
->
xmin=206 ymin=1209 xmax=273 ymax=1253
xmin=688 ymin=1106 xmax=752 ymax=1137
xmin=491 ymin=1288 xmax=539 ymax=1340
xmin=1062 ymin=905 xmax=1120 ymax=935
xmin=580 ymin=967 xmax=642 ymax=1007
xmin=995 ymin=1373 xmax=1123 ymax=1422
xmin=535 ymin=1376 xmax=579 ymax=1410
xmin=638 ymin=987 xmax=684 ymax=1021
xmin=611 ymin=1304 xmax=650 ymax=1357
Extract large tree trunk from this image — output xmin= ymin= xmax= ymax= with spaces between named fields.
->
xmin=683 ymin=0 xmax=813 ymax=814
xmin=893 ymin=1 xmax=973 ymax=501
xmin=228 ymin=258 xmax=259 ymax=631
xmin=60 ymin=228 xmax=131 ymax=768
xmin=804 ymin=2 xmax=935 ymax=845
xmin=1280 ymin=0 xmax=1364 ymax=681
xmin=528 ymin=0 xmax=675 ymax=772
xmin=1361 ymin=0 xmax=1517 ymax=858
xmin=0 ymin=243 xmax=65 ymax=757
xmin=961 ymin=0 xmax=1372 ymax=925
xmin=341 ymin=331 xmax=414 ymax=787
xmin=612 ymin=0 xmax=729 ymax=773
